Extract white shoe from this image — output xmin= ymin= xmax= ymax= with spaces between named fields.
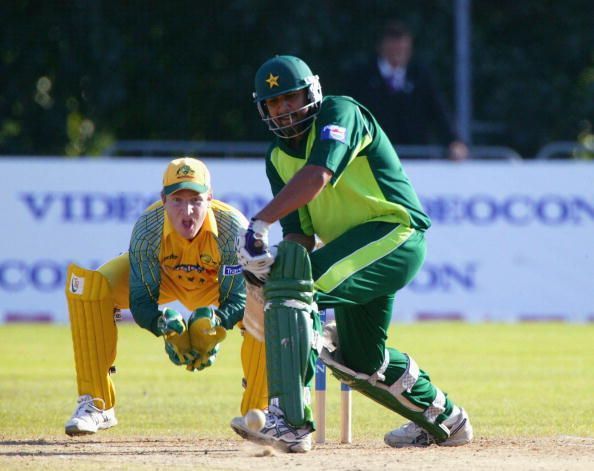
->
xmin=384 ymin=421 xmax=436 ymax=447
xmin=439 ymin=408 xmax=473 ymax=446
xmin=384 ymin=408 xmax=473 ymax=448
xmin=230 ymin=405 xmax=312 ymax=453
xmin=65 ymin=395 xmax=117 ymax=436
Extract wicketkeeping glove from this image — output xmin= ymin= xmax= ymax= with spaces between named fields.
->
xmin=158 ymin=308 xmax=201 ymax=368
xmin=157 ymin=307 xmax=186 ymax=336
xmin=236 ymin=218 xmax=276 ymax=286
xmin=164 ymin=339 xmax=199 ymax=366
xmin=185 ymin=307 xmax=227 ymax=371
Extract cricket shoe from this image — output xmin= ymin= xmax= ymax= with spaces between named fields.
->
xmin=384 ymin=408 xmax=473 ymax=448
xmin=65 ymin=395 xmax=117 ymax=436
xmin=230 ymin=404 xmax=313 ymax=453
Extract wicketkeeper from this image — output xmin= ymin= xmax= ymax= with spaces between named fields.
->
xmin=64 ymin=157 xmax=268 ymax=435
xmin=231 ymin=55 xmax=473 ymax=452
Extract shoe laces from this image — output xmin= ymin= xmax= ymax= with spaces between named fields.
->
xmin=75 ymin=395 xmax=105 ymax=414
xmin=401 ymin=421 xmax=424 ymax=434
xmin=401 ymin=422 xmax=435 ymax=445
xmin=265 ymin=404 xmax=312 ymax=437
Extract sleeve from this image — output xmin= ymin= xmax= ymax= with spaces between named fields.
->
xmin=209 ymin=208 xmax=248 ymax=330
xmin=307 ymin=97 xmax=372 ymax=185
xmin=128 ymin=208 xmax=164 ymax=336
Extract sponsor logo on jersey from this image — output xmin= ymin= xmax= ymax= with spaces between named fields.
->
xmin=174 ymin=264 xmax=204 ymax=273
xmin=223 ymin=264 xmax=243 ymax=276
xmin=320 ymin=124 xmax=347 ymax=143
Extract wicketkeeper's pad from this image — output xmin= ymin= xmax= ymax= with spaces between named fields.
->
xmin=243 ymin=283 xmax=265 ymax=342
xmin=240 ymin=329 xmax=268 ymax=414
xmin=66 ymin=264 xmax=118 ymax=409
xmin=320 ymin=322 xmax=450 ymax=442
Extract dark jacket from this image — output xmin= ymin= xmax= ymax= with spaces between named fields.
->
xmin=346 ymin=58 xmax=460 ymax=148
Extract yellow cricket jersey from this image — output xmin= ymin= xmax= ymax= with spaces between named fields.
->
xmin=128 ymin=199 xmax=248 ymax=335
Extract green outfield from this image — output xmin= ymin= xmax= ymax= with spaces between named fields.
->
xmin=0 ymin=322 xmax=593 ymax=440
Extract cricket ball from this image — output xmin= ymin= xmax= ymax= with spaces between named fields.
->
xmin=245 ymin=408 xmax=266 ymax=431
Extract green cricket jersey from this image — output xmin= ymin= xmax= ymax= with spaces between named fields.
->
xmin=265 ymin=95 xmax=431 ymax=244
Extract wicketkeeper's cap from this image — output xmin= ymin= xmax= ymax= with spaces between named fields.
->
xmin=162 ymin=157 xmax=211 ymax=195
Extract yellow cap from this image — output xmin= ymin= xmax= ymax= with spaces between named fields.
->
xmin=162 ymin=157 xmax=211 ymax=195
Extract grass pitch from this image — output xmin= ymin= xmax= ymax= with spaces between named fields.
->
xmin=0 ymin=322 xmax=592 ymax=440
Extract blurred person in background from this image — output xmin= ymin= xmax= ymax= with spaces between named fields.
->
xmin=347 ymin=20 xmax=468 ymax=161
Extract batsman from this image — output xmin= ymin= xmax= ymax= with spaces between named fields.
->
xmin=232 ymin=55 xmax=473 ymax=452
xmin=64 ymin=157 xmax=268 ymax=435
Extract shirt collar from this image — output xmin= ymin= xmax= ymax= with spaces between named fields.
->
xmin=377 ymin=57 xmax=406 ymax=80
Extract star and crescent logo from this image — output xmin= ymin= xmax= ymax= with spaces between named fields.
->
xmin=265 ymin=73 xmax=279 ymax=88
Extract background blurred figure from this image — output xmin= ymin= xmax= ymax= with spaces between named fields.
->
xmin=347 ymin=20 xmax=469 ymax=161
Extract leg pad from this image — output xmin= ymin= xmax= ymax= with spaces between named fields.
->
xmin=320 ymin=322 xmax=449 ymax=442
xmin=66 ymin=264 xmax=118 ymax=409
xmin=240 ymin=330 xmax=269 ymax=415
xmin=264 ymin=241 xmax=317 ymax=427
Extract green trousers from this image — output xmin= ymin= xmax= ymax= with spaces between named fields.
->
xmin=311 ymin=221 xmax=454 ymax=421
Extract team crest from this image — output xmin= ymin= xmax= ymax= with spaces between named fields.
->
xmin=266 ymin=73 xmax=279 ymax=88
xmin=69 ymin=274 xmax=85 ymax=295
xmin=200 ymin=253 xmax=215 ymax=265
xmin=176 ymin=165 xmax=195 ymax=180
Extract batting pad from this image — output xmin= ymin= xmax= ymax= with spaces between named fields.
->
xmin=320 ymin=322 xmax=450 ymax=442
xmin=240 ymin=330 xmax=269 ymax=415
xmin=66 ymin=264 xmax=118 ymax=409
xmin=264 ymin=241 xmax=317 ymax=427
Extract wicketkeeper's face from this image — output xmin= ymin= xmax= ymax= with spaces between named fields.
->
xmin=163 ymin=189 xmax=211 ymax=240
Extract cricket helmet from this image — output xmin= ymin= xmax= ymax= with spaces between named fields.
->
xmin=253 ymin=55 xmax=322 ymax=138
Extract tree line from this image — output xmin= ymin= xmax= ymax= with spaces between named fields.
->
xmin=1 ymin=0 xmax=592 ymax=158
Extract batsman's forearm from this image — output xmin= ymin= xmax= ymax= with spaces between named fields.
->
xmin=255 ymin=165 xmax=332 ymax=223
xmin=255 ymin=189 xmax=313 ymax=223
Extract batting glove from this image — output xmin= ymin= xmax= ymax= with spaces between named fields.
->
xmin=236 ymin=219 xmax=276 ymax=286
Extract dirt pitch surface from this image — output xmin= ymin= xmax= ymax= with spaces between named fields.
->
xmin=2 ymin=436 xmax=593 ymax=470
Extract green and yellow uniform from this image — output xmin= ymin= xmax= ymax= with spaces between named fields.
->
xmin=67 ymin=199 xmax=268 ymax=414
xmin=266 ymin=95 xmax=454 ymax=423
xmin=128 ymin=199 xmax=246 ymax=334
